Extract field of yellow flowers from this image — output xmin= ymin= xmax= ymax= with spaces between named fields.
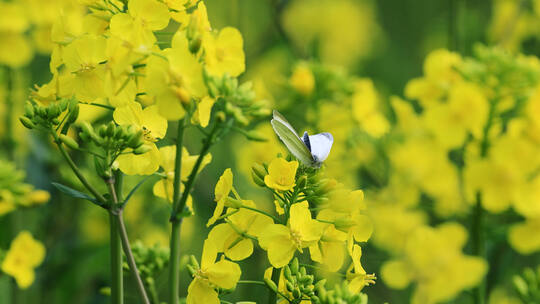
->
xmin=1 ymin=0 xmax=540 ymax=303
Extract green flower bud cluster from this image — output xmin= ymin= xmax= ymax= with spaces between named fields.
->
xmin=204 ymin=71 xmax=270 ymax=127
xmin=313 ymin=281 xmax=368 ymax=304
xmin=19 ymin=98 xmax=78 ymax=131
xmin=513 ymin=267 xmax=540 ymax=302
xmin=251 ymin=159 xmax=330 ymax=206
xmin=79 ymin=121 xmax=145 ymax=153
xmin=0 ymin=159 xmax=48 ymax=209
xmin=460 ymin=45 xmax=540 ymax=101
xmin=283 ymin=258 xmax=317 ymax=304
xmin=124 ymin=241 xmax=169 ymax=286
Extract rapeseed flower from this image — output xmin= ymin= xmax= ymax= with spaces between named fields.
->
xmin=186 ymin=240 xmax=241 ymax=304
xmin=207 ymin=168 xmax=234 ymax=226
xmin=204 ymin=27 xmax=245 ymax=77
xmin=264 ymin=158 xmax=298 ymax=191
xmin=113 ymin=102 xmax=167 ymax=175
xmin=1 ymin=231 xmax=45 ymax=289
xmin=258 ymin=201 xmax=325 ymax=267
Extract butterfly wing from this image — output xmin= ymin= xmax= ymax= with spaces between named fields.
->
xmin=271 ymin=110 xmax=314 ymax=166
xmin=307 ymin=132 xmax=333 ymax=163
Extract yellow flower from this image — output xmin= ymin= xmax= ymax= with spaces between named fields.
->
xmin=423 ymin=82 xmax=488 ymax=148
xmin=109 ymin=0 xmax=169 ymax=52
xmin=264 ymin=158 xmax=298 ymax=191
xmin=19 ymin=190 xmax=50 ymax=207
xmin=62 ymin=34 xmax=108 ymax=102
xmin=204 ymin=27 xmax=245 ymax=77
xmin=0 ymin=2 xmax=33 ymax=67
xmin=508 ymin=218 xmax=540 ymax=254
xmin=207 ymin=200 xmax=273 ymax=261
xmin=207 ymin=168 xmax=234 ymax=226
xmin=113 ymin=102 xmax=167 ymax=175
xmin=191 ymin=96 xmax=216 ymax=127
xmin=152 ymin=145 xmax=212 ymax=212
xmin=309 ymin=225 xmax=347 ymax=272
xmin=351 ymin=79 xmax=389 ymax=138
xmin=0 ymin=190 xmax=16 ymax=216
xmin=381 ymin=223 xmax=487 ymax=304
xmin=258 ymin=201 xmax=325 ymax=267
xmin=346 ymin=244 xmax=376 ymax=293
xmin=145 ymin=31 xmax=207 ymax=120
xmin=187 ymin=240 xmax=241 ymax=304
xmin=290 ymin=64 xmax=315 ymax=96
xmin=1 ymin=231 xmax=45 ymax=289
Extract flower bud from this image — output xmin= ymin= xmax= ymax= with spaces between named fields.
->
xmin=59 ymin=134 xmax=79 ymax=150
xmin=24 ymin=102 xmax=34 ymax=118
xmin=133 ymin=144 xmax=152 ymax=155
xmin=263 ymin=278 xmax=278 ymax=292
xmin=243 ymin=130 xmax=266 ymax=142
xmin=286 ymin=282 xmax=294 ymax=292
xmin=189 ymin=36 xmax=202 ymax=54
xmin=66 ymin=104 xmax=79 ymax=124
xmin=127 ymin=130 xmax=145 ymax=149
xmin=297 ymin=175 xmax=308 ymax=189
xmin=19 ymin=116 xmax=35 ymax=129
xmin=290 ymin=258 xmax=299 ymax=275
xmin=106 ymin=121 xmax=116 ymax=137
xmin=225 ymin=197 xmax=243 ymax=208
xmin=292 ymin=287 xmax=301 ymax=299
xmin=189 ymin=255 xmax=200 ymax=269
xmin=284 ymin=266 xmax=293 ymax=282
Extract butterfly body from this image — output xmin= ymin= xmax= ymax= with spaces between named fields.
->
xmin=271 ymin=110 xmax=333 ymax=168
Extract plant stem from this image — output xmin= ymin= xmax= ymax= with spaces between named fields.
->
xmin=169 ymin=120 xmax=220 ymax=303
xmin=107 ymin=181 xmax=150 ymax=304
xmin=110 ymin=170 xmax=124 ymax=303
xmin=109 ymin=210 xmax=124 ymax=304
xmin=53 ymin=136 xmax=107 ymax=204
xmin=268 ymin=268 xmax=280 ymax=304
xmin=472 ymin=195 xmax=485 ymax=304
xmin=169 ymin=119 xmax=186 ymax=304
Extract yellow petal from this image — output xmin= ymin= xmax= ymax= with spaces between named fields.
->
xmin=187 ymin=278 xmax=219 ymax=304
xmin=381 ymin=260 xmax=412 ymax=289
xmin=206 ymin=259 xmax=241 ymax=289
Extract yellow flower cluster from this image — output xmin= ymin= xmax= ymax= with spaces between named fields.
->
xmin=1 ymin=231 xmax=46 ymax=289
xmin=190 ymin=157 xmax=375 ymax=303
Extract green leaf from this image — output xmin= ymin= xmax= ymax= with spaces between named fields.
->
xmin=121 ymin=175 xmax=157 ymax=208
xmin=52 ymin=182 xmax=106 ymax=208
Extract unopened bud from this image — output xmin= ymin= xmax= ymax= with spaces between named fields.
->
xmin=59 ymin=134 xmax=79 ymax=150
xmin=24 ymin=102 xmax=34 ymax=118
xmin=189 ymin=36 xmax=202 ymax=54
xmin=133 ymin=144 xmax=152 ymax=155
xmin=244 ymin=130 xmax=266 ymax=142
xmin=297 ymin=175 xmax=307 ymax=189
xmin=264 ymin=278 xmax=278 ymax=292
xmin=19 ymin=116 xmax=35 ymax=129
xmin=66 ymin=105 xmax=79 ymax=124
xmin=251 ymin=163 xmax=267 ymax=179
xmin=225 ymin=197 xmax=243 ymax=208
xmin=290 ymin=258 xmax=299 ymax=275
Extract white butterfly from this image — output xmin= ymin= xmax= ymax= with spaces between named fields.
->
xmin=271 ymin=110 xmax=333 ymax=168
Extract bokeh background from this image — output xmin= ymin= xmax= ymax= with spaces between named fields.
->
xmin=1 ymin=0 xmax=540 ymax=303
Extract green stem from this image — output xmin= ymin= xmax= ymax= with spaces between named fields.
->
xmin=107 ymin=181 xmax=150 ymax=304
xmin=472 ymin=196 xmax=485 ymax=304
xmin=109 ymin=211 xmax=124 ymax=304
xmin=52 ymin=134 xmax=107 ymax=204
xmin=238 ymin=280 xmax=267 ymax=286
xmin=169 ymin=119 xmax=186 ymax=304
xmin=4 ymin=67 xmax=15 ymax=161
xmin=169 ymin=120 xmax=220 ymax=303
xmin=240 ymin=205 xmax=281 ymax=223
xmin=268 ymin=268 xmax=280 ymax=304
xmin=170 ymin=121 xmax=221 ymax=220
